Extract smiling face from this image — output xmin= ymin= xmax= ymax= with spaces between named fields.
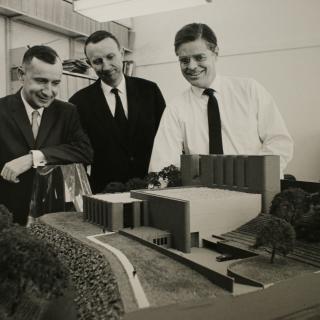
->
xmin=176 ymin=38 xmax=217 ymax=89
xmin=19 ymin=57 xmax=62 ymax=109
xmin=85 ymin=37 xmax=123 ymax=87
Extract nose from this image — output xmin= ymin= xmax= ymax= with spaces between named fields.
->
xmin=42 ymin=83 xmax=52 ymax=96
xmin=101 ymin=58 xmax=111 ymax=71
xmin=41 ymin=83 xmax=56 ymax=97
xmin=187 ymin=57 xmax=197 ymax=70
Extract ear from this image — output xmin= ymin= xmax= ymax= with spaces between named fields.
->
xmin=86 ymin=58 xmax=91 ymax=67
xmin=17 ymin=67 xmax=25 ymax=82
xmin=214 ymin=46 xmax=219 ymax=56
xmin=120 ymin=47 xmax=125 ymax=60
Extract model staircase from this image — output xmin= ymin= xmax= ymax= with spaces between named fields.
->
xmin=223 ymin=214 xmax=320 ymax=268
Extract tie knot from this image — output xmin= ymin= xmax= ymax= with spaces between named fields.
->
xmin=32 ymin=110 xmax=39 ymax=119
xmin=203 ymin=88 xmax=215 ymax=97
xmin=111 ymin=88 xmax=119 ymax=95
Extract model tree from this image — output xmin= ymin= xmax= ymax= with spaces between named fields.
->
xmin=307 ymin=204 xmax=320 ymax=241
xmin=158 ymin=165 xmax=182 ymax=187
xmin=101 ymin=165 xmax=182 ymax=192
xmin=143 ymin=172 xmax=160 ymax=188
xmin=102 ymin=181 xmax=127 ymax=193
xmin=145 ymin=166 xmax=182 ymax=189
xmin=0 ymin=204 xmax=13 ymax=232
xmin=269 ymin=188 xmax=309 ymax=226
xmin=295 ymin=191 xmax=320 ymax=242
xmin=254 ymin=217 xmax=296 ymax=263
xmin=125 ymin=178 xmax=148 ymax=191
xmin=0 ymin=206 xmax=76 ymax=319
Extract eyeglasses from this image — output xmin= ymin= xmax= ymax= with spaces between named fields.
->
xmin=178 ymin=51 xmax=216 ymax=66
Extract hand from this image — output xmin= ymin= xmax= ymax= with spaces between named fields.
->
xmin=1 ymin=154 xmax=33 ymax=183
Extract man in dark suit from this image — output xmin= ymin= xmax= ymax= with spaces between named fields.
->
xmin=69 ymin=30 xmax=165 ymax=193
xmin=0 ymin=45 xmax=93 ymax=226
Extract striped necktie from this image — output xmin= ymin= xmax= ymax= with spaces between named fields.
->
xmin=31 ymin=110 xmax=40 ymax=139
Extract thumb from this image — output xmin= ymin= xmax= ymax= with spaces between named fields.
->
xmin=13 ymin=177 xmax=20 ymax=183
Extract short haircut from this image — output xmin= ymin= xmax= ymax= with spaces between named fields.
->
xmin=84 ymin=30 xmax=121 ymax=56
xmin=22 ymin=45 xmax=59 ymax=66
xmin=174 ymin=23 xmax=218 ymax=55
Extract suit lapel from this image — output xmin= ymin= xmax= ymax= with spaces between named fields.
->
xmin=36 ymin=101 xmax=57 ymax=148
xmin=126 ymin=76 xmax=141 ymax=138
xmin=91 ymin=80 xmax=128 ymax=152
xmin=10 ymin=91 xmax=35 ymax=148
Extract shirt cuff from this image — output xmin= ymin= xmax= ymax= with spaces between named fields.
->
xmin=30 ymin=150 xmax=47 ymax=168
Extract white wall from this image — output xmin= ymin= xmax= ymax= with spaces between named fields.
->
xmin=132 ymin=0 xmax=320 ymax=182
xmin=0 ymin=16 xmax=7 ymax=97
xmin=10 ymin=20 xmax=70 ymax=60
xmin=0 ymin=17 xmax=71 ymax=96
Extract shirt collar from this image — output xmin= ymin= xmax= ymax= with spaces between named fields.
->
xmin=191 ymin=74 xmax=221 ymax=98
xmin=101 ymin=75 xmax=126 ymax=95
xmin=20 ymin=90 xmax=44 ymax=118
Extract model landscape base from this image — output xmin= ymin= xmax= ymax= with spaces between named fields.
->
xmin=34 ymin=211 xmax=320 ymax=319
xmin=82 ymin=155 xmax=287 ymax=291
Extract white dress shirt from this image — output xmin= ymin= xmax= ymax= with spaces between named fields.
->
xmin=149 ymin=75 xmax=293 ymax=176
xmin=101 ymin=76 xmax=128 ymax=118
xmin=21 ymin=91 xmax=46 ymax=167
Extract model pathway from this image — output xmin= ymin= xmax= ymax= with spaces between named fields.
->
xmin=171 ymin=247 xmax=261 ymax=295
xmin=87 ymin=233 xmax=150 ymax=309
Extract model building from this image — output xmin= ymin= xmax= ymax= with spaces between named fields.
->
xmin=83 ymin=154 xmax=280 ymax=246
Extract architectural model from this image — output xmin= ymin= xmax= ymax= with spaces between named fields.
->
xmin=82 ymin=154 xmax=281 ymax=291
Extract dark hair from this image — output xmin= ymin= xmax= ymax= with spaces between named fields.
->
xmin=84 ymin=30 xmax=121 ymax=56
xmin=174 ymin=23 xmax=218 ymax=55
xmin=22 ymin=45 xmax=59 ymax=65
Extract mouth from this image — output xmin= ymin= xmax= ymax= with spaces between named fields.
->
xmin=37 ymin=95 xmax=52 ymax=103
xmin=185 ymin=71 xmax=203 ymax=79
xmin=100 ymin=69 xmax=117 ymax=77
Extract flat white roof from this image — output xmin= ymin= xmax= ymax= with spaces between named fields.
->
xmin=90 ymin=192 xmax=142 ymax=203
xmin=143 ymin=187 xmax=258 ymax=201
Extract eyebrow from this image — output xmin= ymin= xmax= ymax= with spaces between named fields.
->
xmin=179 ymin=53 xmax=207 ymax=58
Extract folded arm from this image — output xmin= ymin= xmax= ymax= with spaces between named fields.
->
xmin=40 ymin=107 xmax=93 ymax=165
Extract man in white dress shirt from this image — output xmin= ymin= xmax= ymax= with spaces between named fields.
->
xmin=149 ymin=23 xmax=293 ymax=176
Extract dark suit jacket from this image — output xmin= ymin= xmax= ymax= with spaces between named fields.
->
xmin=0 ymin=91 xmax=93 ymax=225
xmin=69 ymin=76 xmax=165 ymax=193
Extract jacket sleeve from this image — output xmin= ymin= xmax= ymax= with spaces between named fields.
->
xmin=40 ymin=106 xmax=93 ymax=165
xmin=153 ymin=84 xmax=166 ymax=131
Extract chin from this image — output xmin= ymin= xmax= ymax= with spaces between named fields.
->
xmin=189 ymin=79 xmax=203 ymax=88
xmin=38 ymin=100 xmax=53 ymax=109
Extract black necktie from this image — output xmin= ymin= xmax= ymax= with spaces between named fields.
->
xmin=111 ymin=88 xmax=128 ymax=134
xmin=203 ymin=88 xmax=223 ymax=154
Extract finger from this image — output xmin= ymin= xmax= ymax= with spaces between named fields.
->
xmin=1 ymin=167 xmax=10 ymax=181
xmin=7 ymin=169 xmax=17 ymax=183
xmin=10 ymin=172 xmax=20 ymax=183
xmin=1 ymin=165 xmax=8 ymax=178
xmin=1 ymin=165 xmax=19 ymax=183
